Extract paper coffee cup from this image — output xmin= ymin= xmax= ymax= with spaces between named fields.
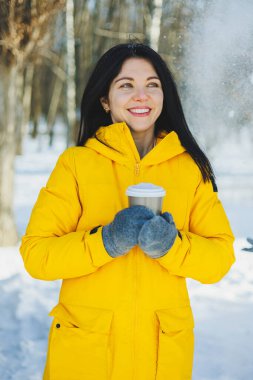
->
xmin=126 ymin=182 xmax=166 ymax=215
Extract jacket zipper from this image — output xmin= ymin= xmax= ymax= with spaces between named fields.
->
xmin=133 ymin=162 xmax=140 ymax=379
xmin=133 ymin=247 xmax=138 ymax=380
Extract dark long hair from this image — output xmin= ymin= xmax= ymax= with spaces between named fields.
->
xmin=77 ymin=43 xmax=214 ymax=182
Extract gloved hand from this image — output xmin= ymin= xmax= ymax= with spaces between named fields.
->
xmin=102 ymin=206 xmax=155 ymax=258
xmin=138 ymin=212 xmax=178 ymax=258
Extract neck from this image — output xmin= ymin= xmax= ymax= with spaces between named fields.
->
xmin=131 ymin=130 xmax=156 ymax=159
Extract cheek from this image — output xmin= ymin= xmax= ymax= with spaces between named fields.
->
xmin=109 ymin=94 xmax=127 ymax=110
xmin=155 ymin=94 xmax=164 ymax=114
xmin=150 ymin=90 xmax=163 ymax=105
xmin=108 ymin=95 xmax=126 ymax=122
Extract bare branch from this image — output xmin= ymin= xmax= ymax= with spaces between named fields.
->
xmin=95 ymin=28 xmax=145 ymax=40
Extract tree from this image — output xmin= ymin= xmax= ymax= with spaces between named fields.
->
xmin=0 ymin=0 xmax=65 ymax=246
xmin=65 ymin=0 xmax=76 ymax=145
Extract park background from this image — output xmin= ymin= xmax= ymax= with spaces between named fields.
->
xmin=0 ymin=0 xmax=253 ymax=379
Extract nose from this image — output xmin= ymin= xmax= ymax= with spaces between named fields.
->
xmin=132 ymin=87 xmax=149 ymax=101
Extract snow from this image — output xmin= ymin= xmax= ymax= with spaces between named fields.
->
xmin=0 ymin=131 xmax=252 ymax=380
xmin=1 ymin=0 xmax=253 ymax=373
xmin=0 ymin=247 xmax=60 ymax=380
xmin=188 ymin=240 xmax=253 ymax=379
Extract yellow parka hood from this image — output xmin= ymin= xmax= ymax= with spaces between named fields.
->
xmin=85 ymin=122 xmax=186 ymax=166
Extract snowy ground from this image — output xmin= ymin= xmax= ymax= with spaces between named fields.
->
xmin=0 ymin=134 xmax=253 ymax=380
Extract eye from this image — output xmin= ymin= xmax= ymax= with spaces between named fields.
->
xmin=119 ymin=82 xmax=133 ymax=88
xmin=147 ymin=82 xmax=160 ymax=88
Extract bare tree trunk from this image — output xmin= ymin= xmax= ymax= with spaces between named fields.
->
xmin=65 ymin=0 xmax=76 ymax=146
xmin=150 ymin=0 xmax=163 ymax=50
xmin=47 ymin=63 xmax=64 ymax=146
xmin=15 ymin=65 xmax=24 ymax=155
xmin=142 ymin=0 xmax=153 ymax=45
xmin=31 ymin=68 xmax=41 ymax=139
xmin=94 ymin=0 xmax=116 ymax=61
xmin=119 ymin=0 xmax=129 ymax=41
xmin=0 ymin=65 xmax=18 ymax=245
xmin=16 ymin=63 xmax=34 ymax=154
xmin=75 ymin=1 xmax=92 ymax=98
xmin=21 ymin=64 xmax=34 ymax=142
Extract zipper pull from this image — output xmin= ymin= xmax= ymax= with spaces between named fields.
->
xmin=135 ymin=163 xmax=140 ymax=176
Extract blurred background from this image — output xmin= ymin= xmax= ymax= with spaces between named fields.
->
xmin=0 ymin=1 xmax=253 ymax=379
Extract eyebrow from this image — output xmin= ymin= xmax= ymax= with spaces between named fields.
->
xmin=114 ymin=76 xmax=160 ymax=83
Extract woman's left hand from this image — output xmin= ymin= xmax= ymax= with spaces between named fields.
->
xmin=138 ymin=212 xmax=178 ymax=258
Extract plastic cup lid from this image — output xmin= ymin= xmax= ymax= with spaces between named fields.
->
xmin=126 ymin=182 xmax=166 ymax=197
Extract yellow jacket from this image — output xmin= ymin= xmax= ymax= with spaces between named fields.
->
xmin=20 ymin=122 xmax=235 ymax=380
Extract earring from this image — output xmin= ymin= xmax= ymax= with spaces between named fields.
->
xmin=104 ymin=107 xmax=110 ymax=113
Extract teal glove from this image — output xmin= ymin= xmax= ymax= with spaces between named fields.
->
xmin=138 ymin=212 xmax=178 ymax=258
xmin=102 ymin=206 xmax=155 ymax=258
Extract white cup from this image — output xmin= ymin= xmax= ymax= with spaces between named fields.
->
xmin=126 ymin=183 xmax=166 ymax=215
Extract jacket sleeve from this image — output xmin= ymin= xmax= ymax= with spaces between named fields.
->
xmin=157 ymin=175 xmax=235 ymax=284
xmin=19 ymin=148 xmax=113 ymax=281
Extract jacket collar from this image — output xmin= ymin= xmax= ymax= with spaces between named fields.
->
xmin=85 ymin=122 xmax=186 ymax=166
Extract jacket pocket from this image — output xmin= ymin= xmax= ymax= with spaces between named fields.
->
xmin=155 ymin=306 xmax=194 ymax=380
xmin=46 ymin=303 xmax=113 ymax=380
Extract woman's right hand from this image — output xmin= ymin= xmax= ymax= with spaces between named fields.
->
xmin=102 ymin=206 xmax=154 ymax=257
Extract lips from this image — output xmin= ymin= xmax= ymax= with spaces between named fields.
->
xmin=128 ymin=107 xmax=151 ymax=116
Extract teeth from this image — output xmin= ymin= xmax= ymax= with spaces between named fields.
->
xmin=130 ymin=108 xmax=150 ymax=114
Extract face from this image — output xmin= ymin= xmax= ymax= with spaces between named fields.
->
xmin=101 ymin=58 xmax=164 ymax=135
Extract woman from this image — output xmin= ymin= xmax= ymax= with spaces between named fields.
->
xmin=20 ymin=43 xmax=235 ymax=380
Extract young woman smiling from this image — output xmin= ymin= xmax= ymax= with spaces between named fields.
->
xmin=20 ymin=43 xmax=235 ymax=380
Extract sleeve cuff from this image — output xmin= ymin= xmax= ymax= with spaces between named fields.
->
xmin=85 ymin=226 xmax=114 ymax=268
xmin=156 ymin=232 xmax=189 ymax=269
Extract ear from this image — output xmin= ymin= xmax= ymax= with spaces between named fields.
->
xmin=100 ymin=96 xmax=110 ymax=111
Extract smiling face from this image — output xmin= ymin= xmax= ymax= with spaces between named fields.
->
xmin=100 ymin=58 xmax=164 ymax=136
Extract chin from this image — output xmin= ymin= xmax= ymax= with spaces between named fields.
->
xmin=129 ymin=123 xmax=154 ymax=131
